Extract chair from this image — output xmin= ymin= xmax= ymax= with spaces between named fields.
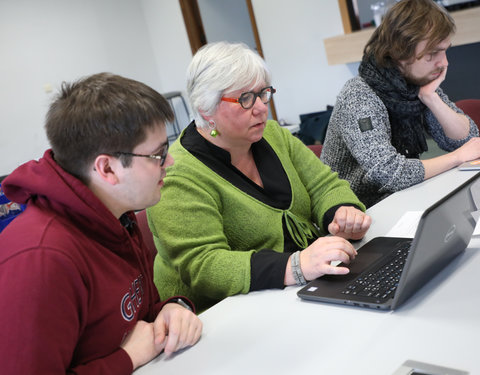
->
xmin=456 ymin=99 xmax=480 ymax=131
xmin=307 ymin=144 xmax=323 ymax=158
xmin=163 ymin=91 xmax=191 ymax=142
xmin=298 ymin=107 xmax=333 ymax=145
xmin=135 ymin=209 xmax=157 ymax=257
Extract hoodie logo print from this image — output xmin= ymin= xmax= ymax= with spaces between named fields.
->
xmin=120 ymin=274 xmax=145 ymax=321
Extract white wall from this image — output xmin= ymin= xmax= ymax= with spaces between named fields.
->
xmin=0 ymin=0 xmax=189 ymax=176
xmin=0 ymin=0 xmax=355 ymax=176
xmin=141 ymin=0 xmax=192 ymax=93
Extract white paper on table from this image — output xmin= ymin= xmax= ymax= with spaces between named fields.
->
xmin=386 ymin=211 xmax=423 ymax=238
xmin=387 ymin=210 xmax=480 ymax=238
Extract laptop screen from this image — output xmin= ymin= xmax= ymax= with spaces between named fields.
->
xmin=392 ymin=172 xmax=479 ymax=308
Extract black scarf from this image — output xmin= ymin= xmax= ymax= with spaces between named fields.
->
xmin=359 ymin=54 xmax=428 ymax=158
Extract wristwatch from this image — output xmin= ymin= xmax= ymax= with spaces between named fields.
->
xmin=168 ymin=297 xmax=193 ymax=312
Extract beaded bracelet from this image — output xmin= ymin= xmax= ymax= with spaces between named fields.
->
xmin=291 ymin=251 xmax=307 ymax=285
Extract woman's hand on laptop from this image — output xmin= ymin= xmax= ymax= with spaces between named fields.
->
xmin=328 ymin=206 xmax=371 ymax=241
xmin=285 ymin=237 xmax=357 ymax=285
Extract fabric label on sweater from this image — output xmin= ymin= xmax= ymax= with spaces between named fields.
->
xmin=358 ymin=117 xmax=373 ymax=132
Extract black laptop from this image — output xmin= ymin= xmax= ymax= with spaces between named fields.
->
xmin=297 ymin=172 xmax=480 ymax=310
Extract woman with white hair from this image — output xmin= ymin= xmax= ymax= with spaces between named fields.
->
xmin=148 ymin=41 xmax=371 ymax=312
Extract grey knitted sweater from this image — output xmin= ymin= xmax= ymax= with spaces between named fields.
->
xmin=321 ymin=76 xmax=479 ymax=208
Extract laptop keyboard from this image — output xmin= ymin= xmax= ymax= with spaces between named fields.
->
xmin=341 ymin=240 xmax=412 ymax=301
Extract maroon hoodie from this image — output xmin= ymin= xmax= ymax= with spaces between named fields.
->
xmin=0 ymin=150 xmax=184 ymax=374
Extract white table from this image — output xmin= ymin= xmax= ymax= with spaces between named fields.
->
xmin=135 ymin=168 xmax=480 ymax=375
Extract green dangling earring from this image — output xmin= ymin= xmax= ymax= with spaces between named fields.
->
xmin=208 ymin=120 xmax=219 ymax=137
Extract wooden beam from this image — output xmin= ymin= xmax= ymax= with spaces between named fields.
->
xmin=178 ymin=0 xmax=206 ymax=55
xmin=246 ymin=0 xmax=278 ymax=121
xmin=338 ymin=0 xmax=353 ymax=34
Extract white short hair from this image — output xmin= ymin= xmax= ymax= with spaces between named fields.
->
xmin=186 ymin=41 xmax=272 ymax=128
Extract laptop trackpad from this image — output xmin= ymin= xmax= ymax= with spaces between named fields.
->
xmin=322 ymin=237 xmax=410 ymax=285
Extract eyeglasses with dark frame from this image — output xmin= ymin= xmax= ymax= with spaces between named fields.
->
xmin=114 ymin=141 xmax=169 ymax=166
xmin=221 ymin=86 xmax=276 ymax=110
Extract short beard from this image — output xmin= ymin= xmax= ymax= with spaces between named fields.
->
xmin=404 ymin=68 xmax=444 ymax=87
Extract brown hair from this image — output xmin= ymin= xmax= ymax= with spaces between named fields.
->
xmin=364 ymin=0 xmax=455 ymax=67
xmin=46 ymin=73 xmax=173 ymax=183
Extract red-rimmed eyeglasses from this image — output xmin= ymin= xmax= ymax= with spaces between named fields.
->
xmin=221 ymin=86 xmax=276 ymax=109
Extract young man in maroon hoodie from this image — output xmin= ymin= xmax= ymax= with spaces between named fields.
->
xmin=0 ymin=72 xmax=202 ymax=374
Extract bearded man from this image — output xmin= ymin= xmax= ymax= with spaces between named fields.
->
xmin=321 ymin=0 xmax=480 ymax=208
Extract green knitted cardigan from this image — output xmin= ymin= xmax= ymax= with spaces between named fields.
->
xmin=148 ymin=120 xmax=364 ymax=312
